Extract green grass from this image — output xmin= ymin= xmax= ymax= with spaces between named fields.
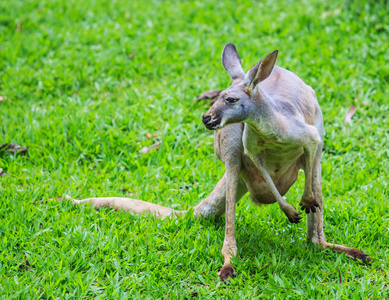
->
xmin=1 ymin=0 xmax=388 ymax=298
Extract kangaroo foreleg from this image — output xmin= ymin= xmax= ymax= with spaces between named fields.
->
xmin=250 ymin=154 xmax=302 ymax=223
xmin=218 ymin=159 xmax=242 ymax=282
xmin=194 ymin=174 xmax=247 ymax=218
xmin=299 ymin=125 xmax=321 ymax=213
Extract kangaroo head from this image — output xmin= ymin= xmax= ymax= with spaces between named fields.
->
xmin=202 ymin=43 xmax=278 ymax=130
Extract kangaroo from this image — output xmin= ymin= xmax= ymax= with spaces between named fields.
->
xmin=66 ymin=43 xmax=371 ymax=282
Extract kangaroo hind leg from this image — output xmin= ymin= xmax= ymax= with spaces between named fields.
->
xmin=306 ymin=142 xmax=372 ymax=262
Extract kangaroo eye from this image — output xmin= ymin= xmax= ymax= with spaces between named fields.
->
xmin=226 ymin=97 xmax=239 ymax=103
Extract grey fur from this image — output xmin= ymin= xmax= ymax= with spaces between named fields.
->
xmin=67 ymin=43 xmax=371 ymax=282
xmin=222 ymin=43 xmax=245 ymax=83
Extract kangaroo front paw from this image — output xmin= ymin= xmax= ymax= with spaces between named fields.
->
xmin=287 ymin=211 xmax=302 ymax=223
xmin=283 ymin=204 xmax=302 ymax=223
xmin=218 ymin=265 xmax=236 ymax=283
xmin=299 ymin=196 xmax=319 ymax=214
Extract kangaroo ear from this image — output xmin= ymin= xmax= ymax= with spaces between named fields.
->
xmin=244 ymin=50 xmax=278 ymax=89
xmin=222 ymin=43 xmax=245 ymax=83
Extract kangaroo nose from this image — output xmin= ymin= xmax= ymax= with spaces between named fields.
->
xmin=202 ymin=114 xmax=211 ymax=124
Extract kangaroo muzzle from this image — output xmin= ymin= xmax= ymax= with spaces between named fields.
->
xmin=202 ymin=114 xmax=222 ymax=130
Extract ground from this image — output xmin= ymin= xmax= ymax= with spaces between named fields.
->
xmin=0 ymin=0 xmax=388 ymax=298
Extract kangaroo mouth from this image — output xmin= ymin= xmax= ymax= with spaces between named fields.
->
xmin=204 ymin=118 xmax=222 ymax=130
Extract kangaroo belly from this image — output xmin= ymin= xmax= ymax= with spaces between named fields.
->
xmin=240 ymin=155 xmax=300 ymax=204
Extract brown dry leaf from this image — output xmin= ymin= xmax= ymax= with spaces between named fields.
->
xmin=36 ymin=196 xmax=61 ymax=204
xmin=18 ymin=260 xmax=33 ymax=272
xmin=0 ymin=143 xmax=28 ymax=155
xmin=139 ymin=141 xmax=162 ymax=154
xmin=17 ymin=22 xmax=21 ymax=32
xmin=345 ymin=105 xmax=356 ymax=123
xmin=196 ymin=89 xmax=221 ymax=101
xmin=121 ymin=190 xmax=135 ymax=197
xmin=145 ymin=133 xmax=152 ymax=139
xmin=49 ymin=196 xmax=62 ymax=202
xmin=338 ymin=268 xmax=342 ymax=284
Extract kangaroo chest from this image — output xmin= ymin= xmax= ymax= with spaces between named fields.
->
xmin=241 ymin=127 xmax=304 ymax=204
xmin=240 ymin=154 xmax=301 ymax=204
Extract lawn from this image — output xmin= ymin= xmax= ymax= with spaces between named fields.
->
xmin=0 ymin=0 xmax=388 ymax=298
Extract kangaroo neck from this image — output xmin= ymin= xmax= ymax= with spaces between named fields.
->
xmin=244 ymin=86 xmax=279 ymax=137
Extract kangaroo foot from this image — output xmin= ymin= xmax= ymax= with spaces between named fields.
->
xmin=345 ymin=248 xmax=372 ymax=263
xmin=299 ymin=195 xmax=319 ymax=213
xmin=282 ymin=204 xmax=302 ymax=223
xmin=320 ymin=242 xmax=373 ymax=263
xmin=218 ymin=264 xmax=236 ymax=283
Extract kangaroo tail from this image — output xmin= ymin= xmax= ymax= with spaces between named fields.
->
xmin=65 ymin=195 xmax=186 ymax=218
xmin=65 ymin=175 xmax=245 ymax=220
